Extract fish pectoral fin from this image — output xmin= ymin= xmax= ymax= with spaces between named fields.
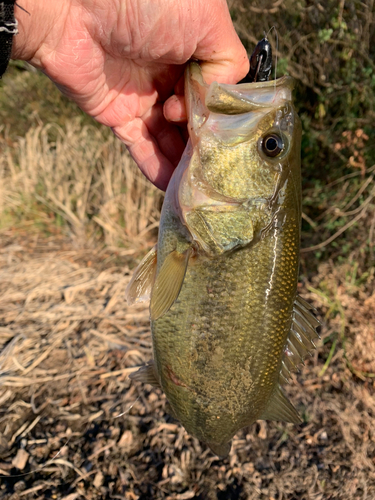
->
xmin=207 ymin=441 xmax=232 ymax=459
xmin=186 ymin=207 xmax=254 ymax=256
xmin=150 ymin=248 xmax=191 ymax=320
xmin=280 ymin=295 xmax=321 ymax=384
xmin=129 ymin=360 xmax=160 ymax=388
xmin=260 ymin=385 xmax=301 ymax=424
xmin=126 ymin=245 xmax=157 ymax=305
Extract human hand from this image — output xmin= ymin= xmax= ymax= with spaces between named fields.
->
xmin=12 ymin=0 xmax=248 ymax=190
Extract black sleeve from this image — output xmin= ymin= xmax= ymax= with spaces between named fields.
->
xmin=0 ymin=1 xmax=18 ymax=78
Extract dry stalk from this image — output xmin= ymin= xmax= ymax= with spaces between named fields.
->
xmin=0 ymin=120 xmax=162 ymax=248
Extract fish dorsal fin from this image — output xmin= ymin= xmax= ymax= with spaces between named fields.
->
xmin=280 ymin=295 xmax=321 ymax=384
xmin=150 ymin=248 xmax=191 ymax=320
xmin=208 ymin=441 xmax=232 ymax=458
xmin=260 ymin=385 xmax=301 ymax=424
xmin=125 ymin=245 xmax=157 ymax=305
xmin=129 ymin=361 xmax=160 ymax=388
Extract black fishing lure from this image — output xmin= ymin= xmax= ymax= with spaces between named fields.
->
xmin=240 ymin=37 xmax=273 ymax=83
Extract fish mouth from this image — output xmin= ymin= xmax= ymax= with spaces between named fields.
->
xmin=185 ymin=62 xmax=295 ymax=124
xmin=185 ymin=62 xmax=296 ymax=151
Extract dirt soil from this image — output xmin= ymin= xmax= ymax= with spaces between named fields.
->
xmin=0 ymin=231 xmax=374 ymax=500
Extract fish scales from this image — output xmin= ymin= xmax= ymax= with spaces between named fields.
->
xmin=154 ymin=177 xmax=300 ymax=444
xmin=127 ymin=62 xmax=319 ymax=458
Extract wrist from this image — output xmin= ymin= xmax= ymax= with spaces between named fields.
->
xmin=11 ymin=0 xmax=69 ymax=66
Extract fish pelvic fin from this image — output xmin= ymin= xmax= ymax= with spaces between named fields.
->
xmin=280 ymin=295 xmax=321 ymax=384
xmin=260 ymin=385 xmax=301 ymax=424
xmin=208 ymin=440 xmax=232 ymax=459
xmin=129 ymin=360 xmax=160 ymax=388
xmin=150 ymin=248 xmax=191 ymax=320
xmin=126 ymin=245 xmax=157 ymax=305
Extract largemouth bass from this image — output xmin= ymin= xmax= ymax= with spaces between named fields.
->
xmin=127 ymin=61 xmax=320 ymax=458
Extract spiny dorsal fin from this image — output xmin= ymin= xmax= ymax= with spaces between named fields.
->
xmin=208 ymin=440 xmax=232 ymax=459
xmin=126 ymin=245 xmax=157 ymax=305
xmin=260 ymin=385 xmax=301 ymax=424
xmin=280 ymin=295 xmax=321 ymax=384
xmin=129 ymin=360 xmax=160 ymax=388
xmin=150 ymin=248 xmax=191 ymax=320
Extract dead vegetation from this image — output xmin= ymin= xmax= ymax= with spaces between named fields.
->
xmin=0 ymin=121 xmax=162 ymax=248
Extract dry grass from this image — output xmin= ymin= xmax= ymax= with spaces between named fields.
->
xmin=0 ymin=121 xmax=162 ymax=248
xmin=0 ymin=243 xmax=149 ymax=389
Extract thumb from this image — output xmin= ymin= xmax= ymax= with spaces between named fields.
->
xmin=193 ymin=0 xmax=249 ymax=85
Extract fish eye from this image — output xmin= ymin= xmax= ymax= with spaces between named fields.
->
xmin=261 ymin=133 xmax=285 ymax=157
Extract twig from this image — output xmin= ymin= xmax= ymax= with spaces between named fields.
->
xmin=316 ymin=176 xmax=374 ymax=229
xmin=42 ymin=458 xmax=85 ymax=478
xmin=248 ymin=0 xmax=284 ymax=14
xmin=327 ymin=38 xmax=375 ymax=70
xmin=19 ymin=415 xmax=42 ymax=440
xmin=325 ymin=164 xmax=375 ymax=189
xmin=100 ymin=367 xmax=140 ymax=379
xmin=342 ymin=175 xmax=374 ymax=212
xmin=19 ymin=485 xmax=46 ymax=497
xmin=302 ymin=212 xmax=317 ymax=229
xmin=333 ymin=187 xmax=375 ymax=217
xmin=301 ymin=206 xmax=368 ymax=253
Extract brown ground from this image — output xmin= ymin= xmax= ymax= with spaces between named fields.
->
xmin=0 ymin=231 xmax=374 ymax=500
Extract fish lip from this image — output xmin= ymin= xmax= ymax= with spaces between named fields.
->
xmin=205 ymin=78 xmax=295 ymax=115
xmin=235 ymin=75 xmax=295 ymax=91
xmin=186 ymin=62 xmax=295 ymax=122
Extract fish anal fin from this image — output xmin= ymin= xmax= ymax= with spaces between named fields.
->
xmin=208 ymin=440 xmax=232 ymax=459
xmin=280 ymin=294 xmax=321 ymax=384
xmin=150 ymin=248 xmax=191 ymax=320
xmin=126 ymin=245 xmax=157 ymax=305
xmin=129 ymin=361 xmax=160 ymax=388
xmin=260 ymin=386 xmax=301 ymax=424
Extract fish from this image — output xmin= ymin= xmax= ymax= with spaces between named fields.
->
xmin=126 ymin=59 xmax=320 ymax=458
